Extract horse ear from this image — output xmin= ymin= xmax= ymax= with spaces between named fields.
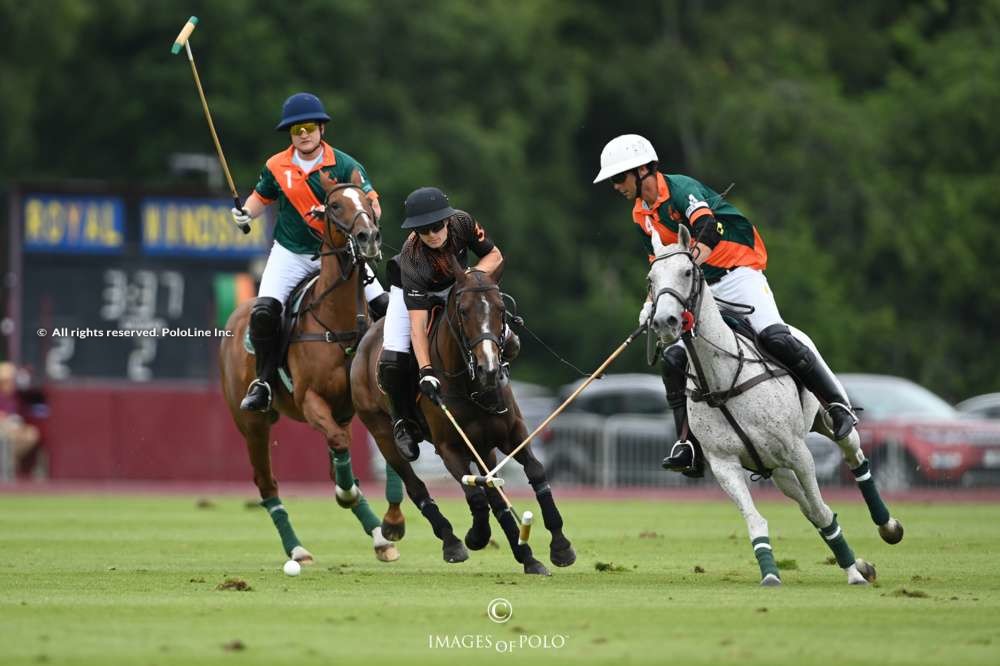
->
xmin=678 ymin=224 xmax=691 ymax=250
xmin=350 ymin=168 xmax=364 ymax=187
xmin=650 ymin=228 xmax=666 ymax=255
xmin=447 ymin=253 xmax=466 ymax=280
xmin=318 ymin=170 xmax=338 ymax=194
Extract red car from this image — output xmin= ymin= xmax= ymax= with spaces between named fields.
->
xmin=841 ymin=374 xmax=1000 ymax=488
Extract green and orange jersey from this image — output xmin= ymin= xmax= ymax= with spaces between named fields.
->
xmin=249 ymin=141 xmax=378 ymax=255
xmin=632 ymin=172 xmax=767 ymax=282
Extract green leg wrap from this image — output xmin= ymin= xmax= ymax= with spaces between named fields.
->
xmin=851 ymin=460 xmax=891 ymax=525
xmin=350 ymin=488 xmax=381 ymax=535
xmin=819 ymin=515 xmax=856 ymax=569
xmin=331 ymin=449 xmax=357 ymax=492
xmin=752 ymin=536 xmax=780 ymax=579
xmin=261 ymin=496 xmax=301 ymax=556
xmin=385 ymin=461 xmax=404 ymax=504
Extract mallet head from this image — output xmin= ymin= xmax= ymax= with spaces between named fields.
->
xmin=171 ymin=16 xmax=199 ymax=54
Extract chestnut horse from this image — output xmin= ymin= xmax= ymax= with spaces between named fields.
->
xmin=220 ymin=171 xmax=403 ymax=565
xmin=351 ymin=257 xmax=574 ymax=575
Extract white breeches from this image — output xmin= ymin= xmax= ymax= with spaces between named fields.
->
xmin=383 ymin=286 xmax=412 ymax=352
xmin=709 ymin=266 xmax=783 ymax=331
xmin=257 ymin=241 xmax=384 ymax=305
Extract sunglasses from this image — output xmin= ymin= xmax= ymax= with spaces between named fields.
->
xmin=290 ymin=122 xmax=319 ymax=136
xmin=416 ymin=220 xmax=447 ymax=236
xmin=610 ymin=171 xmax=630 ymax=185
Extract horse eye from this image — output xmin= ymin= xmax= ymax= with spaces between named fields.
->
xmin=684 ymin=269 xmax=692 ymax=277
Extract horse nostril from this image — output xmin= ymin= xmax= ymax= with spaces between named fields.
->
xmin=357 ymin=231 xmax=369 ymax=243
xmin=666 ymin=315 xmax=679 ymax=329
xmin=374 ymin=230 xmax=381 ymax=243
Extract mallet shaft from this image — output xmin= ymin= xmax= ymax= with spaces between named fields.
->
xmin=487 ymin=324 xmax=646 ymax=478
xmin=438 ymin=401 xmax=517 ymax=514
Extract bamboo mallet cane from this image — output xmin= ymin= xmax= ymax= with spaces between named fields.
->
xmin=432 ymin=395 xmax=532 ymax=542
xmin=485 ymin=324 xmax=648 ymax=481
xmin=171 ymin=16 xmax=250 ymax=235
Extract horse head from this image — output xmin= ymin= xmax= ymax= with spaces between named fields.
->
xmin=317 ymin=169 xmax=382 ymax=261
xmin=647 ymin=224 xmax=703 ymax=344
xmin=446 ymin=254 xmax=507 ymax=402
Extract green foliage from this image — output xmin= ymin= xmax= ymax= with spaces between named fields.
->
xmin=1 ymin=0 xmax=996 ymax=398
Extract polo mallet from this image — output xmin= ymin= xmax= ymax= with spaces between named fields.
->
xmin=486 ymin=323 xmax=647 ymax=481
xmin=432 ymin=395 xmax=532 ymax=540
xmin=171 ymin=16 xmax=250 ymax=235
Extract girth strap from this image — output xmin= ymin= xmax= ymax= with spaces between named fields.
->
xmin=682 ymin=330 xmax=773 ymax=479
xmin=689 ymin=367 xmax=789 ymax=406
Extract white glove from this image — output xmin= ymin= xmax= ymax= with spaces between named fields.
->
xmin=638 ymin=301 xmax=653 ymax=327
xmin=231 ymin=207 xmax=252 ymax=227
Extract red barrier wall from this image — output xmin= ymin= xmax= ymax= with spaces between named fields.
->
xmin=42 ymin=383 xmax=373 ymax=483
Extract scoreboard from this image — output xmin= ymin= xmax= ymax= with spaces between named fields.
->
xmin=8 ymin=185 xmax=270 ymax=382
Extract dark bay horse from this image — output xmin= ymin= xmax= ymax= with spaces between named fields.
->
xmin=352 ymin=257 xmax=574 ymax=575
xmin=220 ymin=170 xmax=403 ymax=565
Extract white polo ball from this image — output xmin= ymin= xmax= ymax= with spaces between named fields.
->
xmin=283 ymin=559 xmax=301 ymax=577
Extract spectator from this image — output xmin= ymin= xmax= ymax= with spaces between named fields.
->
xmin=0 ymin=362 xmax=44 ymax=479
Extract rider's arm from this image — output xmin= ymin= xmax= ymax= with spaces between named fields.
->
xmin=242 ymin=192 xmax=270 ymax=219
xmin=473 ymin=246 xmax=503 ymax=274
xmin=409 ymin=309 xmax=432 ymax=369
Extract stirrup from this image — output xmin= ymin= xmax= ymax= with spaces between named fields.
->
xmin=240 ymin=379 xmax=273 ymax=412
xmin=661 ymin=440 xmax=695 ymax=471
xmin=824 ymin=402 xmax=858 ymax=440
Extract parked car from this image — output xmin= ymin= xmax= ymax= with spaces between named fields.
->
xmin=956 ymin=393 xmax=1000 ymax=421
xmin=541 ymin=372 xmax=846 ymax=486
xmin=841 ymin=374 xmax=1000 ymax=488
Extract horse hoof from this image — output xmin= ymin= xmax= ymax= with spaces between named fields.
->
xmin=524 ymin=559 xmax=551 ymax=576
xmin=760 ymin=573 xmax=782 ymax=587
xmin=381 ymin=519 xmax=406 ymax=542
xmin=290 ymin=546 xmax=315 ymax=564
xmin=464 ymin=528 xmax=492 ymax=551
xmin=443 ymin=540 xmax=469 ymax=563
xmin=878 ymin=518 xmax=904 ymax=545
xmin=375 ymin=544 xmax=400 ymax=562
xmin=550 ymin=545 xmax=576 ymax=568
xmin=335 ymin=484 xmax=361 ymax=509
xmin=854 ymin=558 xmax=877 ymax=584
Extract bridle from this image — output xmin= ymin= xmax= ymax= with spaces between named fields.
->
xmin=436 ymin=272 xmax=511 ymax=414
xmin=646 ymin=249 xmax=705 ymax=363
xmin=294 ymin=183 xmax=380 ymax=354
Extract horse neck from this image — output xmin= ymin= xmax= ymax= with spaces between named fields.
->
xmin=432 ymin=294 xmax=468 ymax=388
xmin=313 ymin=245 xmax=360 ymax=327
xmin=687 ymin=280 xmax=741 ymax=389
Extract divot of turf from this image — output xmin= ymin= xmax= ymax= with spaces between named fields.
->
xmin=222 ymin=639 xmax=246 ymax=651
xmin=888 ymin=588 xmax=928 ymax=598
xmin=216 ymin=578 xmax=252 ymax=592
xmin=638 ymin=531 xmax=660 ymax=539
xmin=694 ymin=565 xmax=705 ymax=573
xmin=775 ymin=559 xmax=799 ymax=570
xmin=595 ymin=561 xmax=628 ymax=572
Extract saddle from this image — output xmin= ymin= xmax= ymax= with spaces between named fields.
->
xmin=243 ymin=270 xmax=325 ymax=392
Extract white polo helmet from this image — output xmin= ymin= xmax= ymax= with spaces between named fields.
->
xmin=593 ymin=134 xmax=658 ymax=183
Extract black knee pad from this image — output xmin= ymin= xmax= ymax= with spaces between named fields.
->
xmin=758 ymin=324 xmax=813 ymax=374
xmin=249 ymin=297 xmax=282 ymax=338
xmin=660 ymin=345 xmax=688 ymax=398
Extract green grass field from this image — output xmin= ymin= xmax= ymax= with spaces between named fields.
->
xmin=1 ymin=493 xmax=998 ymax=665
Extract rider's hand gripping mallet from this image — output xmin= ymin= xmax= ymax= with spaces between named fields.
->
xmin=171 ymin=16 xmax=250 ymax=235
xmin=431 ymin=395 xmax=532 ymax=538
xmin=486 ymin=324 xmax=647 ymax=481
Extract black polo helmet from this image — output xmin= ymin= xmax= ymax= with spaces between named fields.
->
xmin=400 ymin=187 xmax=456 ymax=229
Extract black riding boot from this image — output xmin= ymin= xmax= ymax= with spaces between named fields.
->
xmin=367 ymin=292 xmax=390 ymax=322
xmin=758 ymin=324 xmax=857 ymax=440
xmin=241 ymin=297 xmax=283 ymax=412
xmin=378 ymin=350 xmax=422 ymax=461
xmin=659 ymin=345 xmax=705 ymax=478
